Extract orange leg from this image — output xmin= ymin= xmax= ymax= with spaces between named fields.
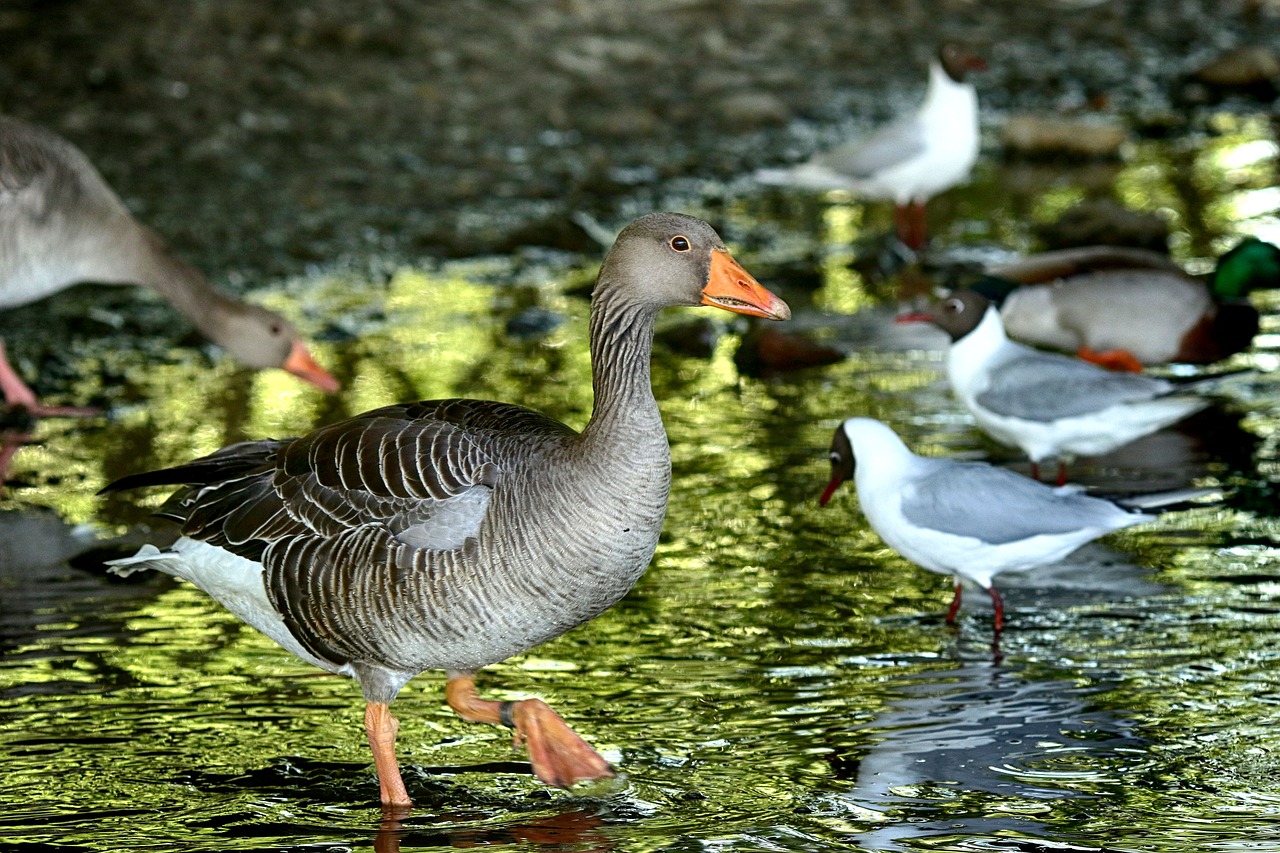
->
xmin=445 ymin=672 xmax=614 ymax=788
xmin=1077 ymin=346 xmax=1144 ymax=373
xmin=365 ymin=702 xmax=412 ymax=807
xmin=0 ymin=340 xmax=100 ymax=417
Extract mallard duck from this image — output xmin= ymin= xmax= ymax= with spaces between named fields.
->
xmin=972 ymin=238 xmax=1280 ymax=371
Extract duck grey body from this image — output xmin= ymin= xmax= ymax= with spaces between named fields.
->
xmin=102 ymin=212 xmax=790 ymax=804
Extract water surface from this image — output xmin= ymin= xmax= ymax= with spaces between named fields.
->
xmin=3 ymin=115 xmax=1280 ymax=852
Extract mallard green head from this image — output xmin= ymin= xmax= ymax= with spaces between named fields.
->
xmin=1211 ymin=237 xmax=1280 ymax=299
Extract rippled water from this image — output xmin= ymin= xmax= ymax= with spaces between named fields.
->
xmin=4 ymin=117 xmax=1280 ymax=851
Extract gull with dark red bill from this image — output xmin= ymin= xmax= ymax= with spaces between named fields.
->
xmin=820 ymin=417 xmax=1206 ymax=632
xmin=100 ymin=213 xmax=788 ymax=807
xmin=897 ymin=289 xmax=1208 ymax=484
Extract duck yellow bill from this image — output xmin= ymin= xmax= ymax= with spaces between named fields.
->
xmin=700 ymin=250 xmax=790 ymax=321
xmin=283 ymin=340 xmax=341 ymax=393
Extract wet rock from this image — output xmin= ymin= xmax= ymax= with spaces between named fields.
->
xmin=715 ymin=91 xmax=791 ymax=127
xmin=1000 ymin=114 xmax=1129 ymax=160
xmin=505 ymin=306 xmax=565 ymax=340
xmin=1179 ymin=45 xmax=1280 ymax=102
xmin=1035 ymin=199 xmax=1170 ymax=253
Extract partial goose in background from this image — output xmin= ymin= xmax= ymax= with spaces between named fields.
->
xmin=899 ymin=290 xmax=1208 ymax=484
xmin=970 ymin=238 xmax=1280 ymax=371
xmin=101 ymin=213 xmax=790 ymax=807
xmin=755 ymin=44 xmax=985 ymax=250
xmin=0 ymin=115 xmax=339 ymax=399
xmin=819 ymin=417 xmax=1205 ymax=631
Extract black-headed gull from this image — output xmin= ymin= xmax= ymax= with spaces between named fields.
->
xmin=755 ymin=44 xmax=985 ymax=250
xmin=899 ymin=290 xmax=1208 ymax=483
xmin=819 ymin=417 xmax=1202 ymax=631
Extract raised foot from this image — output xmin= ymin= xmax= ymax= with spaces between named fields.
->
xmin=510 ymin=698 xmax=615 ymax=789
xmin=1077 ymin=346 xmax=1144 ymax=373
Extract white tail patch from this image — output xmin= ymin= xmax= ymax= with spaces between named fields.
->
xmin=105 ymin=544 xmax=181 ymax=577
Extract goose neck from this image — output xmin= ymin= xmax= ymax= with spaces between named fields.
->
xmin=581 ymin=293 xmax=662 ymax=442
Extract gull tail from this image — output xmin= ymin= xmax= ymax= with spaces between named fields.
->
xmin=1114 ymin=487 xmax=1221 ymax=513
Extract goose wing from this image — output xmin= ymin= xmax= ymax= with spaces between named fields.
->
xmin=104 ymin=398 xmax=575 ymax=558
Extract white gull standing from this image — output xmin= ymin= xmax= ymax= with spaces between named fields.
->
xmin=819 ymin=417 xmax=1202 ymax=631
xmin=898 ymin=290 xmax=1209 ymax=484
xmin=755 ymin=44 xmax=985 ymax=250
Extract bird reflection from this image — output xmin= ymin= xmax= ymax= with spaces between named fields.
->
xmin=824 ymin=657 xmax=1142 ymax=850
xmin=374 ymin=804 xmax=612 ymax=853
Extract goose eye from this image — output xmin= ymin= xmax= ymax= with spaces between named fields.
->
xmin=829 ymin=452 xmax=841 ymax=464
xmin=670 ymin=235 xmax=691 ymax=252
xmin=945 ymin=298 xmax=965 ymax=314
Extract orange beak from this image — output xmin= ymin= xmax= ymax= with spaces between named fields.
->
xmin=700 ymin=250 xmax=790 ymax=321
xmin=282 ymin=340 xmax=341 ymax=393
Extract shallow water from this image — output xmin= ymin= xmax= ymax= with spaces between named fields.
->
xmin=4 ymin=113 xmax=1280 ymax=852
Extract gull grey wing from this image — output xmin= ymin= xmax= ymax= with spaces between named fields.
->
xmin=814 ymin=115 xmax=927 ymax=178
xmin=901 ymin=462 xmax=1131 ymax=545
xmin=976 ymin=350 xmax=1174 ymax=421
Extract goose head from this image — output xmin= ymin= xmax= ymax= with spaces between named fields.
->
xmin=209 ymin=303 xmax=341 ymax=393
xmin=595 ymin=213 xmax=790 ymax=320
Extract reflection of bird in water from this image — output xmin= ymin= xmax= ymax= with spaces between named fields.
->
xmin=0 ymin=114 xmax=339 ymax=399
xmin=966 ymin=238 xmax=1280 ymax=371
xmin=755 ymin=45 xmax=985 ymax=250
xmin=376 ymin=806 xmax=611 ymax=853
xmin=100 ymin=214 xmax=790 ymax=806
xmin=820 ymin=418 xmax=1207 ymax=631
xmin=822 ymin=659 xmax=1143 ymax=848
xmin=899 ymin=290 xmax=1209 ymax=484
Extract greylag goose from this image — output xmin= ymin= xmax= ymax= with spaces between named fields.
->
xmin=897 ymin=290 xmax=1207 ymax=484
xmin=0 ymin=115 xmax=338 ymax=399
xmin=968 ymin=237 xmax=1280 ymax=371
xmin=820 ymin=417 xmax=1203 ymax=631
xmin=101 ymin=212 xmax=790 ymax=806
xmin=755 ymin=44 xmax=985 ymax=250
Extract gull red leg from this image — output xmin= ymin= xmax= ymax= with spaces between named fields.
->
xmin=893 ymin=204 xmax=912 ymax=248
xmin=987 ymin=586 xmax=1005 ymax=633
xmin=1056 ymin=461 xmax=1068 ymax=487
xmin=909 ymin=200 xmax=928 ymax=250
xmin=365 ymin=702 xmax=411 ymax=807
xmin=445 ymin=672 xmax=613 ymax=789
xmin=1029 ymin=461 xmax=1041 ymax=482
xmin=945 ymin=581 xmax=964 ymax=624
